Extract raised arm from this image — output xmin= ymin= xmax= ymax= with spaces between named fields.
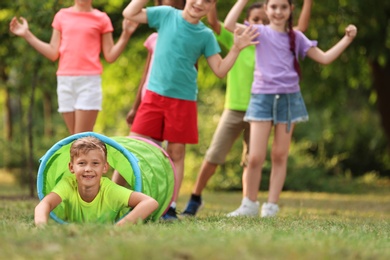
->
xmin=102 ymin=19 xmax=139 ymax=63
xmin=34 ymin=192 xmax=62 ymax=226
xmin=9 ymin=17 xmax=60 ymax=61
xmin=207 ymin=25 xmax=259 ymax=78
xmin=207 ymin=3 xmax=221 ymax=35
xmin=294 ymin=0 xmax=313 ymax=32
xmin=123 ymin=0 xmax=149 ymax=24
xmin=116 ymin=192 xmax=159 ymax=226
xmin=307 ymin=24 xmax=357 ymax=65
xmin=126 ymin=51 xmax=152 ymax=126
xmin=224 ymin=0 xmax=248 ymax=33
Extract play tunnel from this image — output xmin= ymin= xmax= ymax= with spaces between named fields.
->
xmin=36 ymin=132 xmax=176 ymax=223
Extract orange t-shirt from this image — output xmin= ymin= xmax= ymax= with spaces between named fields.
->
xmin=52 ymin=7 xmax=113 ymax=75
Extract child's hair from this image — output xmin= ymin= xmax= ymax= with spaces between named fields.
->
xmin=154 ymin=0 xmax=186 ymax=8
xmin=246 ymin=2 xmax=264 ymax=20
xmin=265 ymin=0 xmax=301 ymax=77
xmin=70 ymin=136 xmax=107 ymax=161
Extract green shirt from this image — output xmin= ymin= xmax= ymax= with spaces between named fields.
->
xmin=52 ymin=175 xmax=132 ymax=223
xmin=216 ymin=23 xmax=254 ymax=111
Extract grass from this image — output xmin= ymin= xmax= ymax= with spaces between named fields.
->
xmin=1 ymin=182 xmax=389 ymax=260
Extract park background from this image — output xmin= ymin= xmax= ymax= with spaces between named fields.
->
xmin=1 ymin=0 xmax=390 ymax=196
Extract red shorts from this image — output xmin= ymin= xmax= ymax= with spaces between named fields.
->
xmin=132 ymin=90 xmax=198 ymax=144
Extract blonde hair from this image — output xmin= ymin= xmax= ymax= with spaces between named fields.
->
xmin=70 ymin=136 xmax=107 ymax=162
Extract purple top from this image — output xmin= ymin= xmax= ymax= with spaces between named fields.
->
xmin=249 ymin=24 xmax=317 ymax=94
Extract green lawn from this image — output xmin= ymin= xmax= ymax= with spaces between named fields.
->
xmin=1 ymin=182 xmax=389 ymax=260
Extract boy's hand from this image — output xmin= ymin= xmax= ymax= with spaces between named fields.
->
xmin=233 ymin=25 xmax=260 ymax=50
xmin=9 ymin=17 xmax=29 ymax=37
xmin=123 ymin=18 xmax=139 ymax=36
xmin=345 ymin=24 xmax=357 ymax=39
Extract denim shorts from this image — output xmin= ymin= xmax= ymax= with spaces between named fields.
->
xmin=244 ymin=92 xmax=309 ymax=130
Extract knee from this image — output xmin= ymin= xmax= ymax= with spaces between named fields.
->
xmin=271 ymin=149 xmax=289 ymax=165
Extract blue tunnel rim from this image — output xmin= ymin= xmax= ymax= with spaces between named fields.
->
xmin=36 ymin=132 xmax=142 ymax=224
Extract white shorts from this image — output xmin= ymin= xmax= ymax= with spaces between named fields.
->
xmin=57 ymin=75 xmax=102 ymax=113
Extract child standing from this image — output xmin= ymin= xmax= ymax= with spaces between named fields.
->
xmin=182 ymin=0 xmax=313 ymax=217
xmin=126 ymin=0 xmax=186 ymax=128
xmin=224 ymin=0 xmax=357 ymax=217
xmin=34 ymin=136 xmax=158 ymax=226
xmin=112 ymin=0 xmax=186 ymax=187
xmin=9 ymin=0 xmax=138 ymax=135
xmin=122 ymin=0 xmax=259 ymax=220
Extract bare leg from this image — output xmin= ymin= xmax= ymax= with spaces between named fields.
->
xmin=268 ymin=124 xmax=294 ymax=203
xmin=74 ymin=110 xmax=98 ymax=133
xmin=167 ymin=142 xmax=186 ymax=204
xmin=245 ymin=121 xmax=272 ymax=201
xmin=112 ymin=170 xmax=127 ymax=186
xmin=61 ymin=112 xmax=76 ymax=134
xmin=192 ymin=160 xmax=218 ymax=195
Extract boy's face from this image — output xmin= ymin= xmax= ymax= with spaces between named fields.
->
xmin=184 ymin=0 xmax=215 ymax=20
xmin=248 ymin=7 xmax=269 ymax=25
xmin=69 ymin=149 xmax=108 ymax=188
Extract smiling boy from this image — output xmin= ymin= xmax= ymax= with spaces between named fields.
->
xmin=34 ymin=136 xmax=158 ymax=226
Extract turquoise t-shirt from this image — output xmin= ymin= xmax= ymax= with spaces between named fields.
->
xmin=146 ymin=6 xmax=221 ymax=101
xmin=216 ymin=23 xmax=254 ymax=111
xmin=52 ymin=175 xmax=132 ymax=223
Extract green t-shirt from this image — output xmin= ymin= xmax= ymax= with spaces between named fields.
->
xmin=52 ymin=175 xmax=132 ymax=223
xmin=216 ymin=23 xmax=254 ymax=111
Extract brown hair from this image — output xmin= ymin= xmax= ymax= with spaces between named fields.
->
xmin=246 ymin=2 xmax=264 ymax=20
xmin=154 ymin=0 xmax=186 ymax=9
xmin=70 ymin=136 xmax=107 ymax=162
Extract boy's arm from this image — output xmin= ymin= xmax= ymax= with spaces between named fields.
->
xmin=34 ymin=192 xmax=62 ymax=226
xmin=307 ymin=24 xmax=357 ymax=65
xmin=9 ymin=17 xmax=60 ymax=61
xmin=207 ymin=26 xmax=259 ymax=78
xmin=102 ymin=19 xmax=138 ymax=63
xmin=207 ymin=3 xmax=221 ymax=35
xmin=224 ymin=0 xmax=248 ymax=33
xmin=123 ymin=0 xmax=149 ymax=24
xmin=294 ymin=0 xmax=313 ymax=32
xmin=116 ymin=192 xmax=159 ymax=226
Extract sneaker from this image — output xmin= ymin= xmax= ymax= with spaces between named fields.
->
xmin=161 ymin=206 xmax=179 ymax=221
xmin=181 ymin=198 xmax=203 ymax=216
xmin=226 ymin=197 xmax=259 ymax=217
xmin=261 ymin=202 xmax=279 ymax=218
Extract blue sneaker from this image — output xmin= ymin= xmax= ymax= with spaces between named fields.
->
xmin=181 ymin=198 xmax=203 ymax=216
xmin=161 ymin=207 xmax=178 ymax=221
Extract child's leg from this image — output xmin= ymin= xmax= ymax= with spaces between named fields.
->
xmin=166 ymin=142 xmax=186 ymax=203
xmin=268 ymin=123 xmax=294 ymax=203
xmin=61 ymin=112 xmax=75 ymax=134
xmin=245 ymin=121 xmax=272 ymax=201
xmin=74 ymin=110 xmax=99 ymax=133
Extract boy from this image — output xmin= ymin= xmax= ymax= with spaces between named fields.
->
xmin=122 ymin=0 xmax=259 ymax=220
xmin=34 ymin=136 xmax=158 ymax=226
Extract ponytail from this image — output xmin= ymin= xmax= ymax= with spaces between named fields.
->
xmin=287 ymin=8 xmax=301 ymax=78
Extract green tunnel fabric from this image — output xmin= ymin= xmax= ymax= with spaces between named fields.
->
xmin=37 ymin=132 xmax=175 ymax=223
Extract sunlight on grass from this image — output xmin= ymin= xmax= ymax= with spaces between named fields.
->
xmin=1 ymin=185 xmax=389 ymax=259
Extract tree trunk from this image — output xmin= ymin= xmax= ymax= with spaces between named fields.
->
xmin=371 ymin=60 xmax=390 ymax=150
xmin=43 ymin=91 xmax=53 ymax=137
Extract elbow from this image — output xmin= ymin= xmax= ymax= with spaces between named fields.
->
xmin=215 ymin=71 xmax=226 ymax=79
xmin=224 ymin=24 xmax=234 ymax=33
xmin=49 ymin=53 xmax=59 ymax=62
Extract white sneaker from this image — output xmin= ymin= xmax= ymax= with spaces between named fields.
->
xmin=227 ymin=197 xmax=259 ymax=217
xmin=261 ymin=202 xmax=279 ymax=217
